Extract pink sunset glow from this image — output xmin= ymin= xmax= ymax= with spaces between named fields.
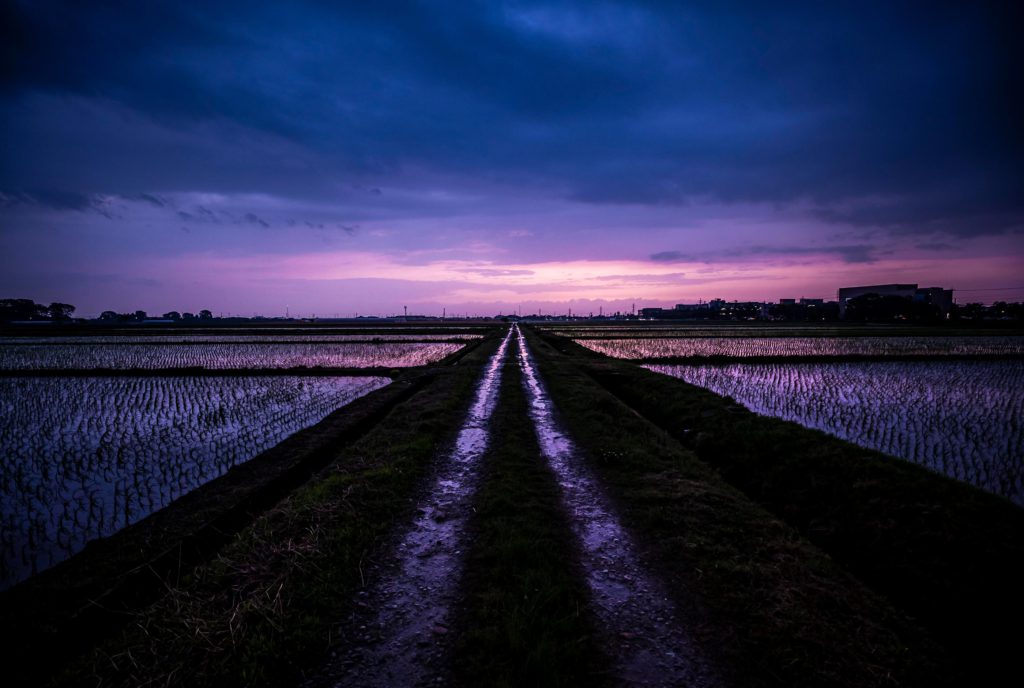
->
xmin=1 ymin=2 xmax=1021 ymax=315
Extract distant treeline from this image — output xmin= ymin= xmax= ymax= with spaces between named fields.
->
xmin=2 ymin=296 xmax=1022 ymax=325
xmin=0 ymin=299 xmax=76 ymax=322
xmin=952 ymin=301 xmax=1024 ymax=322
xmin=98 ymin=309 xmax=214 ymax=323
xmin=0 ymin=299 xmax=213 ymax=324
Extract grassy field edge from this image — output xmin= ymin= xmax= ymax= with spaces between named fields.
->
xmin=534 ymin=326 xmax=1024 ymax=684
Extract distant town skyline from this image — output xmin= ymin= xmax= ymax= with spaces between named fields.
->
xmin=2 ymin=2 xmax=1021 ymax=316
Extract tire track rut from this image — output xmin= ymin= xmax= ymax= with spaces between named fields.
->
xmin=515 ymin=324 xmax=721 ymax=688
xmin=306 ymin=327 xmax=513 ymax=687
xmin=310 ymin=325 xmax=719 ymax=687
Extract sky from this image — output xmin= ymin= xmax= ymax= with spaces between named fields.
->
xmin=1 ymin=0 xmax=1022 ymax=317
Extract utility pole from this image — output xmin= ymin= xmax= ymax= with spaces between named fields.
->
xmin=404 ymin=305 xmax=407 ymax=318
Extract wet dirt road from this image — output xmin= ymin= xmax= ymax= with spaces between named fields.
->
xmin=307 ymin=327 xmax=513 ymax=687
xmin=309 ymin=325 xmax=719 ymax=687
xmin=515 ymin=324 xmax=719 ymax=688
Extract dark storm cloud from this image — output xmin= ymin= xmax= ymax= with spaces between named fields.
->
xmin=916 ymin=242 xmax=955 ymax=252
xmin=651 ymin=244 xmax=877 ymax=265
xmin=243 ymin=212 xmax=270 ymax=229
xmin=1 ymin=1 xmax=1021 ymax=236
xmin=134 ymin=193 xmax=167 ymax=208
xmin=0 ymin=188 xmax=121 ymax=218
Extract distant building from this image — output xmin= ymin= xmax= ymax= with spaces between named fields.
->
xmin=837 ymin=283 xmax=954 ymax=318
xmin=673 ymin=302 xmax=712 ymax=314
xmin=779 ymin=298 xmax=797 ymax=305
xmin=799 ymin=298 xmax=824 ymax=306
xmin=914 ymin=287 xmax=955 ymax=316
xmin=639 ymin=307 xmax=668 ymax=319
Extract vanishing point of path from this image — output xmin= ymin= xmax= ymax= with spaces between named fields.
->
xmin=308 ymin=325 xmax=719 ymax=687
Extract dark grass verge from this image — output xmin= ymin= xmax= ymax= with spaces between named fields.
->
xmin=522 ymin=327 xmax=951 ymax=688
xmin=538 ymin=333 xmax=1024 ymax=685
xmin=20 ymin=336 xmax=501 ymax=688
xmin=450 ymin=347 xmax=610 ymax=688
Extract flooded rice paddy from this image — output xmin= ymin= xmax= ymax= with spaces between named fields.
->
xmin=577 ymin=335 xmax=1023 ymax=359
xmin=647 ymin=361 xmax=1024 ymax=505
xmin=0 ymin=342 xmax=462 ymax=370
xmin=0 ymin=375 xmax=388 ymax=589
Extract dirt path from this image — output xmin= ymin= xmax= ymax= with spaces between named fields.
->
xmin=514 ymin=325 xmax=721 ymax=688
xmin=306 ymin=324 xmax=718 ymax=687
xmin=304 ymin=327 xmax=513 ymax=688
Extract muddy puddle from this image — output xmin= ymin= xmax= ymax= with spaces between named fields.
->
xmin=307 ymin=327 xmax=513 ymax=687
xmin=515 ymin=325 xmax=720 ymax=687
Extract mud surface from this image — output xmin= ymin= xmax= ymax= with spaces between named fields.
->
xmin=306 ymin=327 xmax=513 ymax=687
xmin=306 ymin=325 xmax=719 ymax=687
xmin=515 ymin=325 xmax=720 ymax=688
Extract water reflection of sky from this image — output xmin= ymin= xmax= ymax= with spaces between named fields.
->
xmin=0 ymin=342 xmax=463 ymax=369
xmin=0 ymin=376 xmax=388 ymax=589
xmin=647 ymin=361 xmax=1024 ymax=505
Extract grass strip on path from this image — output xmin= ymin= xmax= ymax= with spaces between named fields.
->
xmin=42 ymin=335 xmax=502 ymax=688
xmin=523 ymin=326 xmax=950 ymax=688
xmin=451 ymin=341 xmax=609 ymax=688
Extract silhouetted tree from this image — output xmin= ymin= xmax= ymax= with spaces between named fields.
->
xmin=99 ymin=310 xmax=119 ymax=321
xmin=0 ymin=299 xmax=48 ymax=322
xmin=990 ymin=301 xmax=1024 ymax=320
xmin=162 ymin=311 xmax=181 ymax=320
xmin=955 ymin=302 xmax=986 ymax=320
xmin=47 ymin=302 xmax=75 ymax=320
xmin=199 ymin=309 xmax=213 ymax=320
